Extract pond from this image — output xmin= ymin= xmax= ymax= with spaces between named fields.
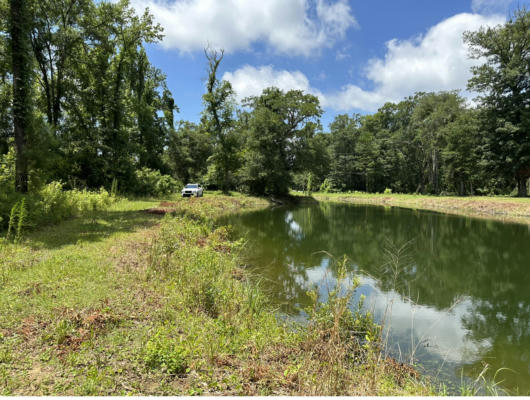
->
xmin=221 ymin=202 xmax=530 ymax=394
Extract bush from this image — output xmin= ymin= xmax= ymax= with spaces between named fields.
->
xmin=384 ymin=188 xmax=392 ymax=194
xmin=133 ymin=168 xmax=180 ymax=196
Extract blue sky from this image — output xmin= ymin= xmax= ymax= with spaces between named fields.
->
xmin=133 ymin=0 xmax=528 ymax=129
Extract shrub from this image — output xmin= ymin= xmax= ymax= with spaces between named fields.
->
xmin=156 ymin=174 xmax=179 ymax=196
xmin=133 ymin=167 xmax=180 ymax=196
xmin=384 ymin=188 xmax=392 ymax=194
xmin=0 ymin=149 xmax=17 ymax=229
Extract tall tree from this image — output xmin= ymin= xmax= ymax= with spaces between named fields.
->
xmin=464 ymin=8 xmax=530 ymax=196
xmin=327 ymin=114 xmax=361 ymax=191
xmin=130 ymin=47 xmax=174 ymax=172
xmin=441 ymin=109 xmax=482 ymax=195
xmin=9 ymin=0 xmax=32 ymax=192
xmin=0 ymin=0 xmax=11 ymax=155
xmin=30 ymin=0 xmax=89 ymax=127
xmin=240 ymin=88 xmax=322 ymax=196
xmin=410 ymin=92 xmax=464 ymax=194
xmin=54 ymin=0 xmax=165 ymax=188
xmin=201 ymin=48 xmax=239 ymax=192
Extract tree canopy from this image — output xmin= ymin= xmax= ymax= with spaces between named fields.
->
xmin=1 ymin=2 xmax=528 ymax=198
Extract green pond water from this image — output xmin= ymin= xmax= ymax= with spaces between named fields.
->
xmin=221 ymin=202 xmax=530 ymax=394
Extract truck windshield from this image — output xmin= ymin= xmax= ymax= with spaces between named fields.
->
xmin=185 ymin=184 xmax=198 ymax=188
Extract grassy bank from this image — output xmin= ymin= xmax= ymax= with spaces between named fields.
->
xmin=0 ymin=194 xmax=435 ymax=395
xmin=308 ymin=192 xmax=530 ymax=224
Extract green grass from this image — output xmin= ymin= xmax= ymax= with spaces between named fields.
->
xmin=0 ymin=194 xmax=436 ymax=395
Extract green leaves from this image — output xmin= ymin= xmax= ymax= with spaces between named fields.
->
xmin=143 ymin=326 xmax=189 ymax=375
xmin=239 ymin=88 xmax=322 ymax=196
xmin=464 ymin=8 xmax=530 ymax=195
xmin=201 ymin=49 xmax=239 ymax=192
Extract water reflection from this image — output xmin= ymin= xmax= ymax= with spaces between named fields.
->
xmin=222 ymin=203 xmax=530 ymax=394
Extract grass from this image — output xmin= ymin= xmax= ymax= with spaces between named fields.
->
xmin=305 ymin=191 xmax=530 ymax=224
xmin=0 ymin=192 xmax=436 ymax=395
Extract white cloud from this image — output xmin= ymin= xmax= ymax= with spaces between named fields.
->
xmin=222 ymin=65 xmax=323 ymax=102
xmin=329 ymin=13 xmax=505 ymax=111
xmin=130 ymin=0 xmax=357 ymax=56
xmin=471 ymin=0 xmax=513 ymax=14
xmin=224 ymin=13 xmax=505 ymax=112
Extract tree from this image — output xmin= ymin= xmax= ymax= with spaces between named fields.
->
xmin=9 ymin=0 xmax=32 ymax=192
xmin=355 ymin=119 xmax=381 ymax=192
xmin=409 ymin=92 xmax=464 ymax=194
xmin=53 ymin=0 xmax=166 ymax=189
xmin=201 ymin=48 xmax=239 ymax=192
xmin=327 ymin=114 xmax=361 ymax=191
xmin=441 ymin=110 xmax=482 ymax=195
xmin=464 ymin=8 xmax=530 ymax=196
xmin=130 ymin=48 xmax=174 ymax=172
xmin=166 ymin=121 xmax=212 ymax=184
xmin=304 ymin=132 xmax=330 ymax=190
xmin=30 ymin=0 xmax=90 ymax=127
xmin=0 ymin=0 xmax=12 ymax=155
xmin=239 ymin=87 xmax=322 ymax=196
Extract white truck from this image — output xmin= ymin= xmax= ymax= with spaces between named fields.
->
xmin=181 ymin=183 xmax=204 ymax=197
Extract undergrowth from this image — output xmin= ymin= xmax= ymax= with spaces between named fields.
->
xmin=1 ymin=181 xmax=115 ymax=237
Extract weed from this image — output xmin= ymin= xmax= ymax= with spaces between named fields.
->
xmin=143 ymin=326 xmax=189 ymax=375
xmin=6 ymin=199 xmax=27 ymax=242
xmin=459 ymin=363 xmax=513 ymax=396
xmin=54 ymin=319 xmax=76 ymax=345
xmin=300 ymin=256 xmax=384 ymax=395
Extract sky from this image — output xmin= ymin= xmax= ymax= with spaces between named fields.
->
xmin=130 ymin=0 xmax=528 ymax=129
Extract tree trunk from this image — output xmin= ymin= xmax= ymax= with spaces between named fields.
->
xmin=517 ymin=177 xmax=528 ymax=197
xmin=10 ymin=0 xmax=32 ymax=193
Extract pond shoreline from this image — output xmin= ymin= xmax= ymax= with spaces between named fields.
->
xmin=308 ymin=192 xmax=530 ymax=225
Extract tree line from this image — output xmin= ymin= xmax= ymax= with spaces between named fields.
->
xmin=1 ymin=1 xmax=528 ymax=198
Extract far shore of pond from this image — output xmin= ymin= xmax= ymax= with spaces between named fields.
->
xmin=302 ymin=192 xmax=530 ymax=225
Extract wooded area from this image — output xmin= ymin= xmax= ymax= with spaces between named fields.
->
xmin=0 ymin=0 xmax=528 ymax=220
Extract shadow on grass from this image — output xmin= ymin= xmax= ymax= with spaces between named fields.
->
xmin=26 ymin=209 xmax=162 ymax=250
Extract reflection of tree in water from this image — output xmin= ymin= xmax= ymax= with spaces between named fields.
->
xmin=223 ymin=203 xmax=530 ymax=393
xmin=460 ymin=299 xmax=530 ymax=392
xmin=224 ymin=205 xmax=332 ymax=314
